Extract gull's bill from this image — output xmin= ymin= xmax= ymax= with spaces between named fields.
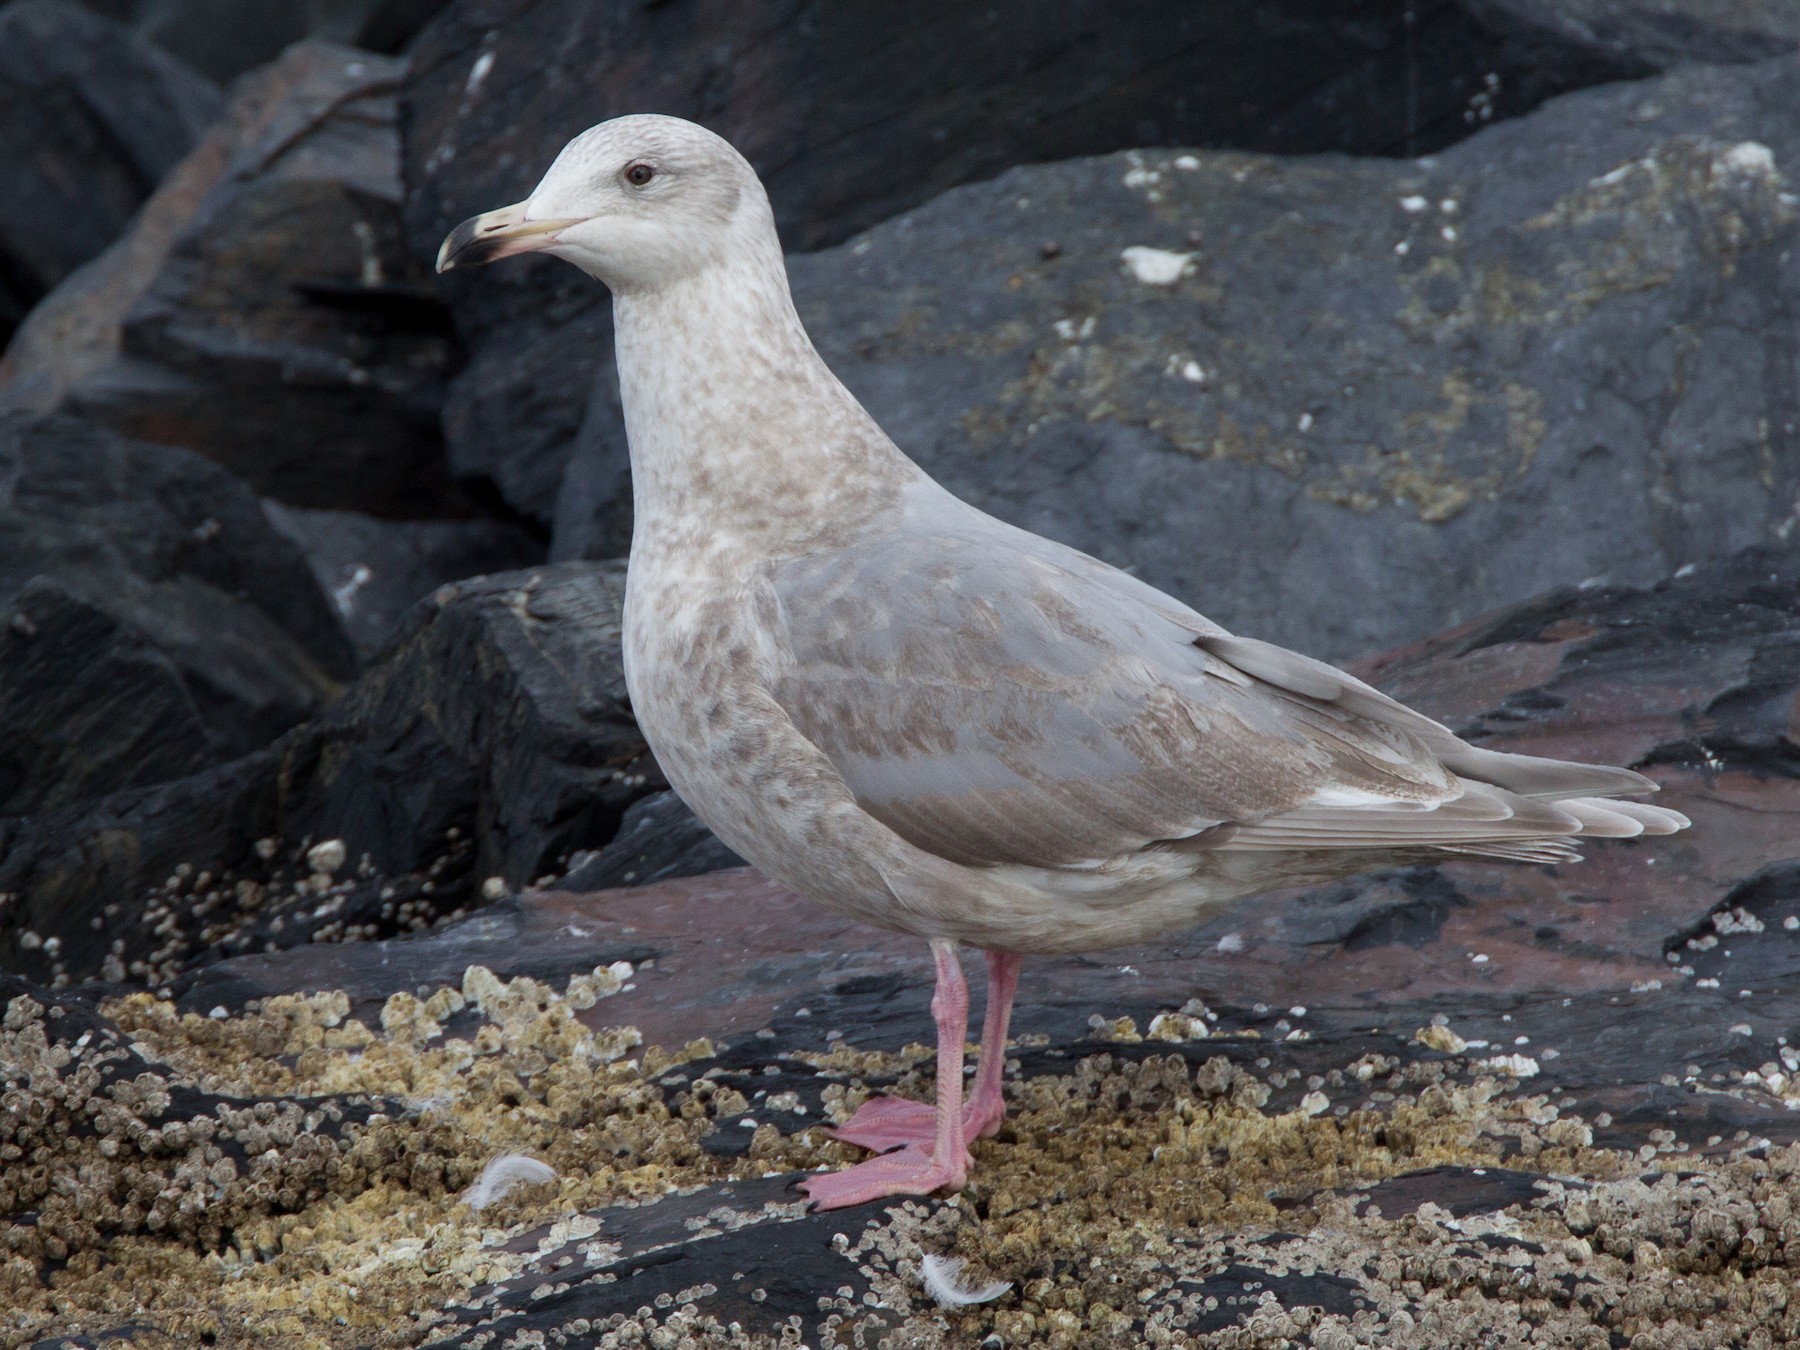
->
xmin=437 ymin=201 xmax=581 ymax=272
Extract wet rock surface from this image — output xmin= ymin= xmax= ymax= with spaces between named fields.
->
xmin=0 ymin=413 xmax=353 ymax=821
xmin=271 ymin=561 xmax=658 ymax=892
xmin=262 ymin=501 xmax=544 ymax=659
xmin=0 ymin=561 xmax=657 ymax=988
xmin=561 ymin=53 xmax=1800 ymax=659
xmin=403 ymin=0 xmax=1657 ymax=531
xmin=557 ymin=792 xmax=743 ymax=897
xmin=76 ymin=0 xmax=452 ymax=81
xmin=0 ymin=0 xmax=219 ymax=347
xmin=1 ymin=41 xmax=467 ymax=519
xmin=1474 ymin=0 xmax=1800 ymax=67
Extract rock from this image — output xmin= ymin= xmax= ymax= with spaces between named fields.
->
xmin=1475 ymin=0 xmax=1800 ymax=68
xmin=0 ymin=40 xmax=468 ymax=520
xmin=0 ymin=970 xmax=397 ymax=1275
xmin=556 ymin=790 xmax=741 ymax=895
xmin=0 ymin=561 xmax=659 ymax=986
xmin=0 ymin=413 xmax=353 ymax=829
xmin=0 ymin=746 xmax=328 ymax=987
xmin=566 ymin=53 xmax=1800 ymax=660
xmin=262 ymin=501 xmax=544 ymax=659
xmin=402 ymin=0 xmax=1653 ymax=528
xmin=0 ymin=0 xmax=219 ymax=346
xmin=276 ymin=561 xmax=658 ymax=890
xmin=76 ymin=0 xmax=453 ymax=81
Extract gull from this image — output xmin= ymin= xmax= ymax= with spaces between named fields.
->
xmin=438 ymin=115 xmax=1690 ymax=1210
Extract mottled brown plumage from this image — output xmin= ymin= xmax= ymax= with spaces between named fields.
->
xmin=440 ymin=114 xmax=1689 ymax=1209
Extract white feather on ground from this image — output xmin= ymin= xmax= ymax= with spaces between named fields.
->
xmin=920 ymin=1253 xmax=1012 ymax=1308
xmin=460 ymin=1153 xmax=557 ymax=1210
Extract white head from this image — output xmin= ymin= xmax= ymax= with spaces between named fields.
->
xmin=436 ymin=114 xmax=776 ymax=292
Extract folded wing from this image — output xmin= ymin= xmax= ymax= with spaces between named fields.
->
xmin=766 ymin=498 xmax=1687 ymax=872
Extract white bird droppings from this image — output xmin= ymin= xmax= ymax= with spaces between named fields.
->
xmin=1721 ymin=141 xmax=1776 ymax=177
xmin=1399 ymin=195 xmax=1428 ymax=213
xmin=920 ymin=1254 xmax=1012 ymax=1308
xmin=461 ymin=1154 xmax=556 ymax=1210
xmin=1179 ymin=359 xmax=1204 ymax=383
xmin=464 ymin=49 xmax=495 ymax=95
xmin=1120 ymin=246 xmax=1193 ymax=286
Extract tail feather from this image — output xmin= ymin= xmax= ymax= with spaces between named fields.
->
xmin=1199 ymin=629 xmax=1691 ymax=863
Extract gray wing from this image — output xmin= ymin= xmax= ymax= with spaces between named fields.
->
xmin=764 ymin=505 xmax=1576 ymax=869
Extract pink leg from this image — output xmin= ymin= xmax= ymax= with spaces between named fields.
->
xmin=799 ymin=940 xmax=972 ymax=1210
xmin=966 ymin=951 xmax=1021 ymax=1138
xmin=827 ymin=950 xmax=1022 ymax=1153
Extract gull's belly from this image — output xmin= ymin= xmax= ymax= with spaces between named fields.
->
xmin=621 ymin=573 xmax=904 ymax=925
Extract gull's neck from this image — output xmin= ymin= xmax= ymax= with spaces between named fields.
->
xmin=611 ymin=238 xmax=922 ymax=559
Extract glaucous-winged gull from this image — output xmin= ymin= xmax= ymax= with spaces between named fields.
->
xmin=438 ymin=115 xmax=1690 ymax=1211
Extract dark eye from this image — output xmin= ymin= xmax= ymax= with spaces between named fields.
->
xmin=624 ymin=163 xmax=656 ymax=187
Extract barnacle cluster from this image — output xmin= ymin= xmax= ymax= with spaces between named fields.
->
xmin=6 ymin=970 xmax=1800 ymax=1349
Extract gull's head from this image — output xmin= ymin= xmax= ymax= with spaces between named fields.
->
xmin=435 ymin=114 xmax=771 ymax=291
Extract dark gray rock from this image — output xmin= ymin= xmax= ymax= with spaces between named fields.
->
xmin=558 ymin=54 xmax=1800 ymax=661
xmin=0 ymin=0 xmax=219 ymax=346
xmin=0 ymin=746 xmax=283 ymax=985
xmin=277 ymin=561 xmax=658 ymax=890
xmin=74 ymin=0 xmax=452 ymax=81
xmin=0 ymin=41 xmax=468 ymax=519
xmin=1474 ymin=0 xmax=1800 ymax=68
xmin=404 ymin=0 xmax=1653 ymax=527
xmin=0 ymin=561 xmax=657 ymax=985
xmin=557 ymin=790 xmax=741 ymax=894
xmin=262 ymin=500 xmax=544 ymax=659
xmin=0 ymin=413 xmax=353 ymax=823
